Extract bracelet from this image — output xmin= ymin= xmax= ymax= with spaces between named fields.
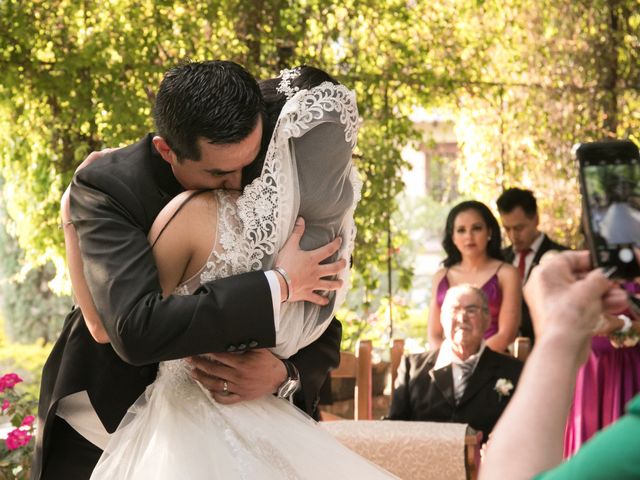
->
xmin=274 ymin=266 xmax=292 ymax=302
xmin=618 ymin=314 xmax=632 ymax=334
xmin=59 ymin=220 xmax=74 ymax=229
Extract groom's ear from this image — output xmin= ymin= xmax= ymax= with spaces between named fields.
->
xmin=152 ymin=136 xmax=178 ymax=165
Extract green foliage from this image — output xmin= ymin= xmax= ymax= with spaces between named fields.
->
xmin=0 ymin=188 xmax=72 ymax=343
xmin=449 ymin=0 xmax=640 ymax=246
xmin=3 ymin=0 xmax=457 ymax=340
xmin=0 ymin=323 xmax=52 ymax=400
xmin=1 ymin=0 xmax=639 ymax=344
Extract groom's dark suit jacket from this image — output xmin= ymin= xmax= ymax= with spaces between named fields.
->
xmin=387 ymin=348 xmax=523 ymax=440
xmin=32 ymin=135 xmax=341 ymax=479
xmin=502 ymin=234 xmax=569 ymax=343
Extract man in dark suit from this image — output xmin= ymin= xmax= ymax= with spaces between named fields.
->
xmin=497 ymin=188 xmax=569 ymax=342
xmin=34 ymin=61 xmax=344 ymax=479
xmin=388 ymin=285 xmax=523 ymax=441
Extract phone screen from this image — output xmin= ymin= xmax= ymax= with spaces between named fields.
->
xmin=582 ymin=156 xmax=640 ymax=274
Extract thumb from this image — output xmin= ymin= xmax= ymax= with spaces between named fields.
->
xmin=291 ymin=217 xmax=305 ymax=239
xmin=579 ymin=267 xmax=613 ymax=299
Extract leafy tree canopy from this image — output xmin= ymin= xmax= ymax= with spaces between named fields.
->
xmin=1 ymin=0 xmax=638 ymax=343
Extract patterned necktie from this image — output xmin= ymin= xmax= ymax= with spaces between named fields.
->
xmin=454 ymin=359 xmax=476 ymax=403
xmin=517 ymin=248 xmax=532 ymax=279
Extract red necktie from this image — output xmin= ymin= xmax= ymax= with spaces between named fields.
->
xmin=518 ymin=248 xmax=532 ymax=279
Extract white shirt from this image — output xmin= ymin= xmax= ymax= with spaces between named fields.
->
xmin=57 ymin=271 xmax=281 ymax=448
xmin=433 ymin=339 xmax=486 ymax=400
xmin=510 ymin=232 xmax=545 ymax=282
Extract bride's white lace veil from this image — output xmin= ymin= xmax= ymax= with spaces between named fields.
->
xmin=237 ymin=66 xmax=360 ymax=358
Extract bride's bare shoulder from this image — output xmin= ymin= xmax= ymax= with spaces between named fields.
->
xmin=148 ymin=190 xmax=218 ymax=244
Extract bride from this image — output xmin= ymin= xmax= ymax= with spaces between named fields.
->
xmin=77 ymin=66 xmax=395 ymax=479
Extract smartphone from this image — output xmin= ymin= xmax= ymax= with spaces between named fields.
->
xmin=576 ymin=139 xmax=640 ymax=279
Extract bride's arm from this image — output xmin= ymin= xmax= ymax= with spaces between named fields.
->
xmin=61 ymin=186 xmax=110 ymax=344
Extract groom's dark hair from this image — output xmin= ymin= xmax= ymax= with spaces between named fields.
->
xmin=153 ymin=60 xmax=265 ymax=162
xmin=497 ymin=188 xmax=538 ymax=217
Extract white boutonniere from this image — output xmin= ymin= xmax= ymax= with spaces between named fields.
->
xmin=494 ymin=378 xmax=514 ymax=399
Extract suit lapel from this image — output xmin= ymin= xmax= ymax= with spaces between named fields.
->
xmin=429 ymin=364 xmax=456 ymax=408
xmin=526 ymin=235 xmax=551 ymax=282
xmin=531 ymin=235 xmax=551 ymax=266
xmin=502 ymin=246 xmax=515 ymax=263
xmin=457 ymin=349 xmax=496 ymax=407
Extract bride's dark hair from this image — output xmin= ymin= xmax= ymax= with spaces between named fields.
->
xmin=242 ymin=66 xmax=340 ymax=186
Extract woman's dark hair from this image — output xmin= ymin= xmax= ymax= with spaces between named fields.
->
xmin=153 ymin=60 xmax=265 ymax=162
xmin=242 ymin=66 xmax=340 ymax=186
xmin=442 ymin=200 xmax=504 ymax=267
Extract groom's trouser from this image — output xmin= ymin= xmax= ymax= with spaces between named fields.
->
xmin=40 ymin=417 xmax=102 ymax=480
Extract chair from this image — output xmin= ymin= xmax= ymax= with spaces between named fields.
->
xmin=320 ymin=339 xmax=373 ymax=420
xmin=390 ymin=338 xmax=405 ymax=389
xmin=513 ymin=336 xmax=531 ymax=362
xmin=322 ymin=420 xmax=482 ymax=480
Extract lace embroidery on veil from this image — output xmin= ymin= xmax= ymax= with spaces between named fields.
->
xmin=186 ymin=82 xmax=360 ymax=358
xmin=235 ymin=81 xmax=359 ymax=272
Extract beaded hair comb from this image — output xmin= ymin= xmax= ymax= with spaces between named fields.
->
xmin=276 ymin=67 xmax=302 ymax=100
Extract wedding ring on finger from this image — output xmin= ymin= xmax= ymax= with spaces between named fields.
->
xmin=222 ymin=380 xmax=229 ymax=395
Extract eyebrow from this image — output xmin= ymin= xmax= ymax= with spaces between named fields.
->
xmin=203 ymin=167 xmax=234 ymax=175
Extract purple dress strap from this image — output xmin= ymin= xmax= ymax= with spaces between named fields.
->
xmin=435 ymin=268 xmax=503 ymax=339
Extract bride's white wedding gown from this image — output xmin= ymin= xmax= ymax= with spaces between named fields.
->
xmin=90 ymin=192 xmax=395 ymax=479
xmin=91 ymin=81 xmax=395 ymax=479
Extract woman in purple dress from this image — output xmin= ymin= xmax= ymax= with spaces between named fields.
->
xmin=563 ymin=281 xmax=640 ymax=457
xmin=428 ymin=200 xmax=521 ymax=353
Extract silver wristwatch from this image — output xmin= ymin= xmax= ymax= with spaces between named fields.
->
xmin=277 ymin=360 xmax=301 ymax=400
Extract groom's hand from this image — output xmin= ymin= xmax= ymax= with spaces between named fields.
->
xmin=275 ymin=217 xmax=347 ymax=304
xmin=188 ymin=349 xmax=287 ymax=405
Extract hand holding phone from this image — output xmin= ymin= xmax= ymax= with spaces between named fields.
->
xmin=576 ymin=139 xmax=640 ymax=279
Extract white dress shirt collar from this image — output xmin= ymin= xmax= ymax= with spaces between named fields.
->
xmin=434 ymin=339 xmax=486 ymax=371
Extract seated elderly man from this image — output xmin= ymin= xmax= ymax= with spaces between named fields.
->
xmin=388 ymin=284 xmax=523 ymax=440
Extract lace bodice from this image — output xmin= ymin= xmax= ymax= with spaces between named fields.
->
xmin=158 ymin=190 xmax=245 ymax=395
xmin=173 ymin=191 xmax=244 ymax=295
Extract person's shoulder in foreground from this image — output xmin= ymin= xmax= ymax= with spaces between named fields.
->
xmin=533 ymin=393 xmax=640 ymax=480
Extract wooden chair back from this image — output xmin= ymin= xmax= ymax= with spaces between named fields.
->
xmin=390 ymin=338 xmax=405 ymax=388
xmin=513 ymin=336 xmax=531 ymax=362
xmin=327 ymin=339 xmax=373 ymax=420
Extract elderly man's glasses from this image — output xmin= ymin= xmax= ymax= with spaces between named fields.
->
xmin=447 ymin=305 xmax=484 ymax=317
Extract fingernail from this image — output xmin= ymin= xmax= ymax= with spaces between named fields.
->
xmin=296 ymin=217 xmax=304 ymax=225
xmin=602 ymin=266 xmax=617 ymax=278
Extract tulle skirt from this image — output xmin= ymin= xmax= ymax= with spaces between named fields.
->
xmin=563 ymin=336 xmax=640 ymax=458
xmin=90 ymin=360 xmax=395 ymax=479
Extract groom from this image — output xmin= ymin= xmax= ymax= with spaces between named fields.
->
xmin=34 ymin=61 xmax=345 ymax=479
